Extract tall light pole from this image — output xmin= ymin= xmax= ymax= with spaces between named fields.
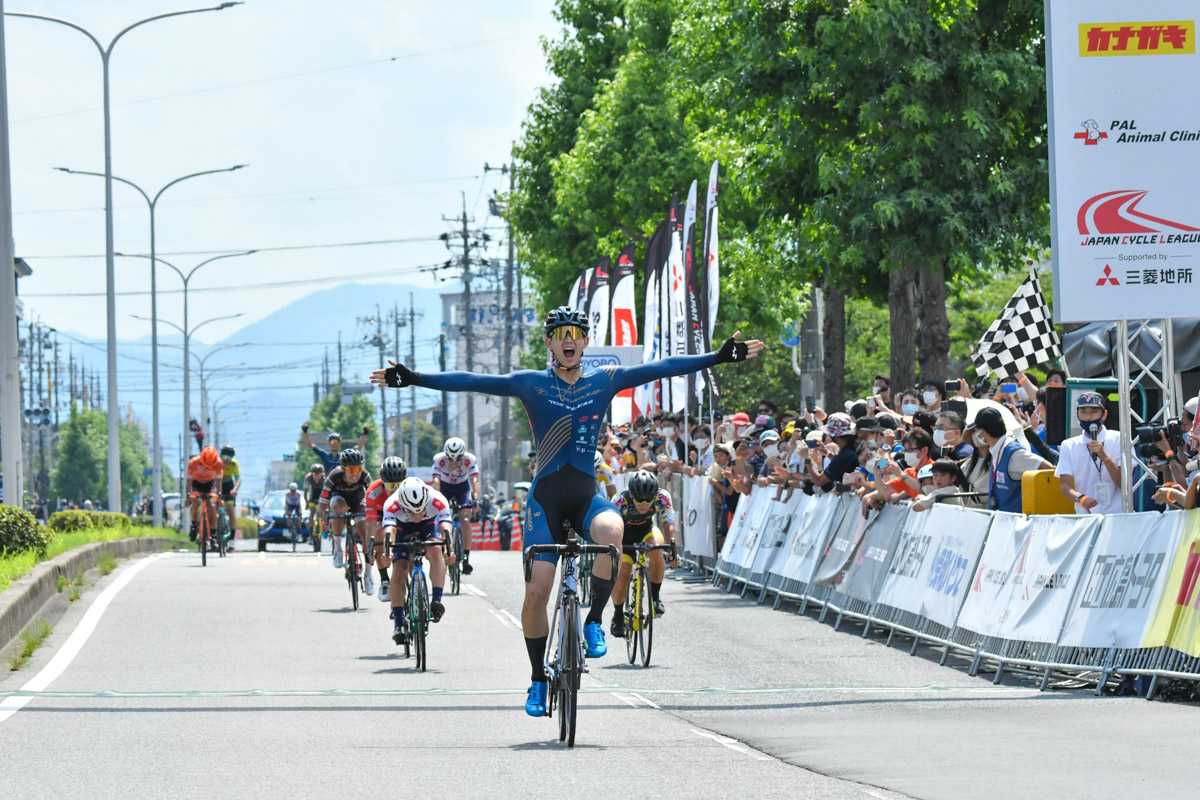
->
xmin=56 ymin=165 xmax=247 ymax=527
xmin=0 ymin=3 xmax=24 ymax=508
xmin=6 ymin=2 xmax=241 ymax=510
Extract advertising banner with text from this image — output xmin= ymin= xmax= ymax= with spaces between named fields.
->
xmin=1141 ymin=509 xmax=1200 ymax=655
xmin=838 ymin=504 xmax=910 ymax=604
xmin=770 ymin=493 xmax=845 ymax=586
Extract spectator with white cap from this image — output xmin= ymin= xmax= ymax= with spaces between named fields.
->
xmin=1055 ymin=391 xmax=1122 ymax=515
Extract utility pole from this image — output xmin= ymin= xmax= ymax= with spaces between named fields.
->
xmin=485 ymin=156 xmax=517 ymax=488
xmin=440 ymin=192 xmax=478 ymax=454
xmin=337 ymin=331 xmax=343 ymax=387
xmin=0 ymin=5 xmax=24 ymax=508
xmin=358 ymin=306 xmax=388 ymax=455
xmin=438 ymin=332 xmax=448 ymax=441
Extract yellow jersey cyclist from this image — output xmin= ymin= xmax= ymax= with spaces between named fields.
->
xmin=431 ymin=437 xmax=481 ymax=575
xmin=594 ymin=450 xmax=617 ymax=499
xmin=303 ymin=463 xmax=325 ymax=546
xmin=609 ymin=470 xmax=677 ymax=639
xmin=219 ymin=446 xmax=241 ymax=543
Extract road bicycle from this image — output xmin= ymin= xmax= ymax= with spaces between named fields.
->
xmin=622 ymin=540 xmax=676 ymax=667
xmin=285 ymin=507 xmax=303 ymax=552
xmin=189 ymin=491 xmax=223 ymax=566
xmin=447 ymin=501 xmax=465 ymax=596
xmin=578 ymin=551 xmax=594 ymax=606
xmin=523 ymin=522 xmax=618 ymax=747
xmin=387 ymin=532 xmax=448 ymax=672
xmin=330 ymin=512 xmax=366 ymax=610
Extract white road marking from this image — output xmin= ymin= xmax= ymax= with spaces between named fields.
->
xmin=629 ymin=692 xmax=660 ymax=709
xmin=499 ymin=609 xmax=522 ymax=629
xmin=611 ymin=692 xmax=642 ymax=708
xmin=0 ymin=553 xmax=168 ymax=725
xmin=690 ymin=728 xmax=773 ymax=761
xmin=461 ymin=584 xmax=486 ymax=597
xmin=488 ymin=608 xmax=513 ymax=628
xmin=610 ymin=692 xmax=659 ymax=709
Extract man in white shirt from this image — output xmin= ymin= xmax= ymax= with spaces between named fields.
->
xmin=1055 ymin=391 xmax=1123 ymax=514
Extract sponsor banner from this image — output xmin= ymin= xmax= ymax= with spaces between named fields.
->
xmin=814 ymin=497 xmax=876 ymax=587
xmin=1058 ymin=511 xmax=1184 ymax=649
xmin=769 ymin=492 xmax=845 ymax=586
xmin=573 ymin=268 xmax=593 ymax=314
xmin=1142 ymin=509 xmax=1200 ymax=654
xmin=1046 ymin=1 xmax=1200 ymax=321
xmin=876 ymin=505 xmax=992 ymax=629
xmin=585 ymin=257 xmax=611 ymax=347
xmin=957 ymin=513 xmax=1100 ymax=643
xmin=610 ymin=244 xmax=638 ymax=424
xmin=636 ymin=221 xmax=668 ymax=416
xmin=666 ymin=202 xmax=689 ymax=411
xmin=681 ymin=474 xmax=715 ymax=560
xmin=747 ymin=491 xmax=801 ymax=578
xmin=578 ymin=347 xmax=642 ymax=370
xmin=838 ymin=503 xmax=910 ymax=604
xmin=717 ymin=488 xmax=773 ymax=571
xmin=682 ymin=180 xmax=707 ymax=406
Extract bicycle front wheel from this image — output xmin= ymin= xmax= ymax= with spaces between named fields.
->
xmin=579 ymin=553 xmax=593 ymax=607
xmin=560 ymin=598 xmax=580 ymax=747
xmin=412 ymin=571 xmax=428 ymax=672
xmin=639 ymin=566 xmax=654 ymax=667
xmin=199 ymin=512 xmax=208 ymax=567
xmin=449 ymin=525 xmax=462 ymax=595
xmin=625 ymin=579 xmax=638 ymax=665
xmin=347 ymin=545 xmax=359 ymax=611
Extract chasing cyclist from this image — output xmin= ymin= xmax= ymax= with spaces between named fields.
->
xmin=284 ymin=482 xmax=305 ymax=543
xmin=315 ymin=450 xmax=372 ymax=577
xmin=609 ymin=470 xmax=677 ymax=639
xmin=431 ymin=437 xmax=481 ymax=575
xmin=381 ymin=477 xmax=453 ymax=645
xmin=186 ymin=446 xmax=223 ymax=543
xmin=364 ymin=456 xmax=409 ymax=602
xmin=301 ymin=423 xmax=370 ymax=473
xmin=372 ymin=306 xmax=762 ymax=717
xmin=219 ymin=445 xmax=241 ymax=544
xmin=303 ymin=463 xmax=325 ymax=545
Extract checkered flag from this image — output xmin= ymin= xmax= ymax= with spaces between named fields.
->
xmin=971 ymin=274 xmax=1061 ymax=377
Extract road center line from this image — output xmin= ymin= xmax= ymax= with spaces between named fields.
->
xmin=0 ymin=553 xmax=168 ymax=725
xmin=499 ymin=609 xmax=522 ymax=629
xmin=461 ymin=584 xmax=486 ymax=597
xmin=488 ymin=608 xmax=512 ymax=628
xmin=690 ymin=728 xmax=773 ymax=761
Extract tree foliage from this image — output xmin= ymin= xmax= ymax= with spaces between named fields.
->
xmin=51 ymin=404 xmax=153 ymax=510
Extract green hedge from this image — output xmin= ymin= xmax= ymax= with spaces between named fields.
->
xmin=235 ymin=517 xmax=258 ymax=539
xmin=0 ymin=506 xmax=50 ymax=556
xmin=48 ymin=510 xmax=130 ymax=533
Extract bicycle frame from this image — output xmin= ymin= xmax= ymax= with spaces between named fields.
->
xmin=545 ymin=552 xmax=583 ymax=687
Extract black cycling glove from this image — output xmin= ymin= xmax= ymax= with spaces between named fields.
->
xmin=715 ymin=336 xmax=749 ymax=364
xmin=384 ymin=362 xmax=419 ymax=388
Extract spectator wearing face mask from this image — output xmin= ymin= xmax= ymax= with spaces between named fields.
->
xmin=872 ymin=375 xmax=892 ymax=408
xmin=691 ymin=424 xmax=714 ymax=471
xmin=728 ymin=411 xmax=752 ymax=439
xmin=898 ymin=389 xmax=921 ymax=418
xmin=710 ymin=443 xmax=738 ymax=547
xmin=757 ymin=429 xmax=783 ymax=480
xmin=1055 ymin=391 xmax=1122 ymax=515
xmin=920 ymin=380 xmax=945 ymax=413
xmin=805 ymin=412 xmax=859 ymax=492
xmin=993 ymin=371 xmax=1039 ymax=406
xmin=967 ymin=406 xmax=1051 ymax=513
xmin=934 ymin=410 xmax=973 ymax=459
xmin=883 ymin=427 xmax=935 ymax=500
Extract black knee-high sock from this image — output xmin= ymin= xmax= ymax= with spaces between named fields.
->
xmin=526 ymin=636 xmax=548 ymax=682
xmin=377 ymin=564 xmax=388 ymax=583
xmin=650 ymin=581 xmax=662 ymax=601
xmin=585 ymin=572 xmax=615 ymax=625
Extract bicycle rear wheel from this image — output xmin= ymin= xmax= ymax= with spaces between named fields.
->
xmin=312 ymin=517 xmax=321 ymax=552
xmin=639 ymin=566 xmax=654 ymax=667
xmin=625 ymin=574 xmax=638 ymax=664
xmin=413 ymin=571 xmax=428 ymax=672
xmin=291 ymin=518 xmax=298 ymax=552
xmin=218 ymin=514 xmax=228 ymax=558
xmin=579 ymin=553 xmax=593 ymax=606
xmin=347 ymin=541 xmax=359 ymax=611
xmin=199 ymin=511 xmax=208 ymax=567
xmin=448 ymin=524 xmax=462 ymax=595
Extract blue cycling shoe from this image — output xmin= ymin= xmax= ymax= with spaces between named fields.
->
xmin=525 ymin=681 xmax=548 ymax=717
xmin=584 ymin=621 xmax=607 ymax=658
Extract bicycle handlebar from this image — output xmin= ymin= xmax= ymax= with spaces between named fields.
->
xmin=626 ymin=540 xmax=677 ymax=559
xmin=523 ymin=539 xmax=620 ymax=583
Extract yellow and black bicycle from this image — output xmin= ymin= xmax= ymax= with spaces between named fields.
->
xmin=623 ymin=540 xmax=675 ymax=667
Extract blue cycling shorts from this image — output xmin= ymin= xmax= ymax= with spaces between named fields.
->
xmin=523 ymin=466 xmax=618 ymax=565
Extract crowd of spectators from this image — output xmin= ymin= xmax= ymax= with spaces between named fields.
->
xmin=593 ymin=370 xmax=1200 ymax=551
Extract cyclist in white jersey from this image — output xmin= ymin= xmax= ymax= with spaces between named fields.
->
xmin=431 ymin=437 xmax=481 ymax=574
xmin=382 ymin=478 xmax=453 ymax=645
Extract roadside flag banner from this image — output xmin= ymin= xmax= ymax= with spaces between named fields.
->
xmin=636 ymin=221 xmax=669 ymax=416
xmin=683 ymin=180 xmax=706 ymax=408
xmin=611 ymin=244 xmax=638 ymax=425
xmin=703 ymin=161 xmax=720 ymax=346
xmin=666 ymin=202 xmax=688 ymax=411
xmin=971 ymin=274 xmax=1061 ymax=377
xmin=572 ymin=268 xmax=593 ymax=314
xmin=585 ymin=256 xmax=611 ymax=347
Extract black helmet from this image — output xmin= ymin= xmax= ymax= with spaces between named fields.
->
xmin=628 ymin=470 xmax=658 ymax=503
xmin=328 ymin=431 xmax=342 ymax=443
xmin=339 ymin=448 xmax=364 ymax=467
xmin=220 ymin=445 xmax=235 ymax=457
xmin=379 ymin=456 xmax=408 ymax=483
xmin=544 ymin=306 xmax=589 ymax=337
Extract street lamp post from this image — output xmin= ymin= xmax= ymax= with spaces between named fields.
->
xmin=56 ymin=165 xmax=247 ymax=528
xmin=6 ymin=2 xmax=241 ymax=512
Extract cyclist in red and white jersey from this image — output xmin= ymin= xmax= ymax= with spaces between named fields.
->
xmin=382 ymin=478 xmax=454 ymax=645
xmin=363 ymin=456 xmax=409 ymax=602
xmin=431 ymin=437 xmax=481 ymax=575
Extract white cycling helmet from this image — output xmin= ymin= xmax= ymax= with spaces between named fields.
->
xmin=397 ymin=477 xmax=431 ymax=514
xmin=594 ymin=450 xmax=604 ymax=472
xmin=444 ymin=437 xmax=466 ymax=459
xmin=288 ymin=482 xmax=298 ymax=491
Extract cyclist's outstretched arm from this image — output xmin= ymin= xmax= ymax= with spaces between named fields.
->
xmin=612 ymin=333 xmax=764 ymax=392
xmin=371 ymin=360 xmax=533 ymax=398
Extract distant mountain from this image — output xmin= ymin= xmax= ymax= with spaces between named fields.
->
xmin=59 ymin=282 xmax=454 ymax=497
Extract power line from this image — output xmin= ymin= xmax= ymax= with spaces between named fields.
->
xmin=20 ymin=235 xmax=441 ymax=261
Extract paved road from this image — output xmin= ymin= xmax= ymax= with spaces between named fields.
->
xmin=2 ymin=543 xmax=1198 ymax=799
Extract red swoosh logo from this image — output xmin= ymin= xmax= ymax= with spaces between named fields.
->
xmin=1077 ymin=190 xmax=1200 ymax=235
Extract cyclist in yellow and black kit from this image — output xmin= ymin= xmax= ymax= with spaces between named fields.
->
xmin=304 ymin=463 xmax=324 ymax=547
xmin=220 ymin=445 xmax=241 ymax=544
xmin=609 ymin=470 xmax=676 ymax=639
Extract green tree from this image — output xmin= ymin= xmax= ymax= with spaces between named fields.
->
xmin=119 ymin=418 xmax=151 ymax=510
xmin=397 ymin=420 xmax=444 ymax=466
xmin=291 ymin=385 xmax=381 ymax=483
xmin=51 ymin=403 xmax=106 ymax=504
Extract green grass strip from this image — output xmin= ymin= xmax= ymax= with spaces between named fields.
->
xmin=0 ymin=525 xmax=188 ymax=595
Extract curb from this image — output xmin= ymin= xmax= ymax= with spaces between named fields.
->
xmin=0 ymin=536 xmax=181 ymax=651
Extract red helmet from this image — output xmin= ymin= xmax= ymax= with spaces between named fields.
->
xmin=199 ymin=446 xmax=221 ymax=470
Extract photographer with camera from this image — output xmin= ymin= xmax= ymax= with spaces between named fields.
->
xmin=1055 ymin=392 xmax=1122 ymax=515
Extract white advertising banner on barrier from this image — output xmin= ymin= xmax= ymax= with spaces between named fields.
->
xmin=877 ymin=505 xmax=993 ymax=629
xmin=717 ymin=488 xmax=772 ymax=571
xmin=771 ymin=493 xmax=843 ymax=586
xmin=958 ymin=513 xmax=1100 ymax=642
xmin=748 ymin=491 xmax=804 ymax=579
xmin=815 ymin=497 xmax=876 ymax=586
xmin=838 ymin=504 xmax=910 ymax=603
xmin=1046 ymin=1 xmax=1200 ymax=321
xmin=681 ymin=475 xmax=715 ymax=559
xmin=1058 ymin=511 xmax=1184 ymax=648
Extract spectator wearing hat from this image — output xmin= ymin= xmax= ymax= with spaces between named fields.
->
xmin=756 ymin=429 xmax=783 ymax=482
xmin=1056 ymin=391 xmax=1123 ymax=515
xmin=967 ymin=406 xmax=1051 ymax=513
xmin=805 ymin=412 xmax=859 ymax=491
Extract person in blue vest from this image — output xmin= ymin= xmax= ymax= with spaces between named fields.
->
xmin=965 ymin=406 xmax=1051 ymax=513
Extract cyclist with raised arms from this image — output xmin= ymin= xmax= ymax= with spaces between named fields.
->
xmin=303 ymin=463 xmax=325 ymax=547
xmin=364 ymin=456 xmax=409 ymax=602
xmin=609 ymin=470 xmax=677 ymax=639
xmin=371 ymin=307 xmax=762 ymax=716
xmin=431 ymin=436 xmax=481 ymax=575
xmin=186 ymin=445 xmax=224 ymax=542
xmin=381 ymin=477 xmax=452 ymax=645
xmin=315 ymin=449 xmax=372 ymax=574
xmin=301 ymin=423 xmax=370 ymax=473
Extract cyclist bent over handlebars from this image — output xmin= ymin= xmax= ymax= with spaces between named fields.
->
xmin=372 ymin=307 xmax=763 ymax=717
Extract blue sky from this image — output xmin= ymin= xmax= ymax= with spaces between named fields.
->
xmin=7 ymin=0 xmax=557 ymax=345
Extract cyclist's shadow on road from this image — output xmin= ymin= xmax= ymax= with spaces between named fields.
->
xmin=508 ymin=741 xmax=607 ymax=751
xmin=312 ymin=608 xmax=359 ymax=614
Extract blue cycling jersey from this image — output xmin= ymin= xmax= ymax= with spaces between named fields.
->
xmin=413 ymin=351 xmax=720 ymax=480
